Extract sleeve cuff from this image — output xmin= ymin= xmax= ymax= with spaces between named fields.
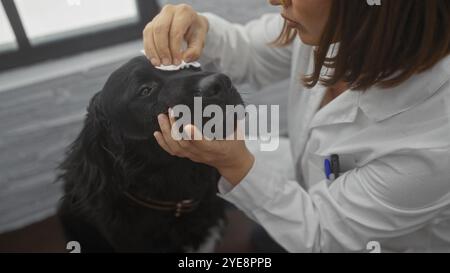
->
xmin=216 ymin=156 xmax=285 ymax=214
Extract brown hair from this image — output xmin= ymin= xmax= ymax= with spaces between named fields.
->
xmin=273 ymin=0 xmax=450 ymax=90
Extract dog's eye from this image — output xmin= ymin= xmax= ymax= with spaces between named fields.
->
xmin=139 ymin=86 xmax=155 ymax=97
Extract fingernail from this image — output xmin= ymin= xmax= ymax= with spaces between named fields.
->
xmin=168 ymin=108 xmax=173 ymax=117
xmin=151 ymin=58 xmax=160 ymax=66
xmin=162 ymin=58 xmax=170 ymax=65
xmin=158 ymin=114 xmax=164 ymax=123
xmin=174 ymin=59 xmax=181 ymax=65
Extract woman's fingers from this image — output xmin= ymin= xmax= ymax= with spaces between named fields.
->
xmin=143 ymin=22 xmax=160 ymax=66
xmin=183 ymin=124 xmax=215 ymax=152
xmin=142 ymin=4 xmax=208 ymax=66
xmin=152 ymin=5 xmax=175 ymax=65
xmin=183 ymin=24 xmax=206 ymax=62
xmin=170 ymin=6 xmax=194 ymax=64
xmin=157 ymin=114 xmax=187 ymax=156
xmin=155 ymin=110 xmax=215 ymax=160
xmin=167 ymin=110 xmax=202 ymax=156
xmin=157 ymin=113 xmax=204 ymax=158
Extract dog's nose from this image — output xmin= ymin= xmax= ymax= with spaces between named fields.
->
xmin=198 ymin=73 xmax=232 ymax=97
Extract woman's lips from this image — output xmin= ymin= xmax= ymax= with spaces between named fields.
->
xmin=281 ymin=14 xmax=301 ymax=29
xmin=286 ymin=21 xmax=299 ymax=28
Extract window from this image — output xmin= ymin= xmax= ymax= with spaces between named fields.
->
xmin=0 ymin=3 xmax=17 ymax=52
xmin=0 ymin=0 xmax=158 ymax=71
xmin=15 ymin=0 xmax=139 ymax=45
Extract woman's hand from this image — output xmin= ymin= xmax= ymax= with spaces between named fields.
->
xmin=153 ymin=110 xmax=255 ymax=186
xmin=143 ymin=4 xmax=209 ymax=66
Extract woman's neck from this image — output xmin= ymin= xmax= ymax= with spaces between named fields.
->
xmin=319 ymin=80 xmax=349 ymax=110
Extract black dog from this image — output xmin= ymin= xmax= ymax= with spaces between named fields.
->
xmin=57 ymin=56 xmax=243 ymax=252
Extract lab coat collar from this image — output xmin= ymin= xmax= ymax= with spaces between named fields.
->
xmin=307 ymin=48 xmax=449 ymax=129
xmin=308 ymin=88 xmax=360 ymax=130
xmin=358 ymin=56 xmax=450 ymax=122
xmin=307 ymin=43 xmax=362 ymax=130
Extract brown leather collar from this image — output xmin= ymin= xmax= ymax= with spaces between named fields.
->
xmin=123 ymin=191 xmax=200 ymax=217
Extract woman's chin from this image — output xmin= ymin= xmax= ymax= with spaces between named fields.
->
xmin=297 ymin=32 xmax=318 ymax=46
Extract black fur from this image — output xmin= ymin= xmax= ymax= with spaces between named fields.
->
xmin=57 ymin=56 xmax=243 ymax=252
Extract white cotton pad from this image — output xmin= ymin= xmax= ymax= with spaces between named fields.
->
xmin=140 ymin=49 xmax=201 ymax=71
xmin=154 ymin=61 xmax=201 ymax=71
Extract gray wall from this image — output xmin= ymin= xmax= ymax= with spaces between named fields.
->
xmin=159 ymin=0 xmax=278 ymax=23
xmin=0 ymin=60 xmax=128 ymax=232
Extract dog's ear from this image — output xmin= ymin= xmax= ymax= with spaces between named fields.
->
xmin=58 ymin=92 xmax=116 ymax=208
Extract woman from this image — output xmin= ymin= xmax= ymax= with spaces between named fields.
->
xmin=143 ymin=0 xmax=450 ymax=252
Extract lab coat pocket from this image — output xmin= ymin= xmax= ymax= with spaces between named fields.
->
xmin=335 ymin=153 xmax=359 ymax=174
xmin=307 ymin=152 xmax=359 ymax=187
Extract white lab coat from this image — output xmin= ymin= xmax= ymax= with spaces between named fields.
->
xmin=199 ymin=12 xmax=450 ymax=253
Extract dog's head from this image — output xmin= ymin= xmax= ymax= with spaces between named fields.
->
xmin=96 ymin=56 xmax=243 ymax=145
xmin=60 ymin=56 xmax=243 ymax=205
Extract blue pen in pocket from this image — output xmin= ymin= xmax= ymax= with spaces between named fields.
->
xmin=324 ymin=154 xmax=341 ymax=182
